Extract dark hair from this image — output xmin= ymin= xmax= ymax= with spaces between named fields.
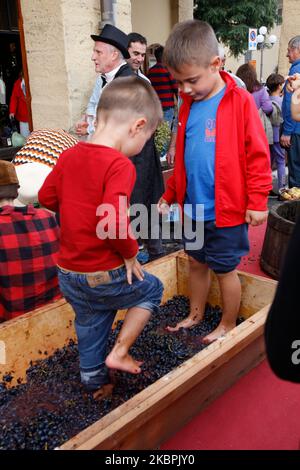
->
xmin=266 ymin=73 xmax=285 ymax=93
xmin=128 ymin=32 xmax=147 ymax=47
xmin=236 ymin=63 xmax=261 ymax=93
xmin=154 ymin=45 xmax=164 ymax=62
xmin=97 ymin=76 xmax=162 ymax=131
xmin=163 ymin=20 xmax=219 ymax=71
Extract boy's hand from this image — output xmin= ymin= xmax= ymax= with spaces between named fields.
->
xmin=245 ymin=210 xmax=268 ymax=226
xmin=124 ymin=256 xmax=144 ymax=285
xmin=157 ymin=197 xmax=170 ymax=215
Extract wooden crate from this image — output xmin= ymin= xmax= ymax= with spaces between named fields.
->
xmin=0 ymin=251 xmax=276 ymax=450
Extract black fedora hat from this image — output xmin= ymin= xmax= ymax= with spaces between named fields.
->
xmin=91 ymin=24 xmax=130 ymax=59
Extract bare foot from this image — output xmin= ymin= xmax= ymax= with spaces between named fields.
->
xmin=166 ymin=315 xmax=203 ymax=332
xmin=202 ymin=323 xmax=235 ymax=345
xmin=105 ymin=352 xmax=143 ymax=374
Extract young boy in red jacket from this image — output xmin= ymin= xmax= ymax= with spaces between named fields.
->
xmin=158 ymin=20 xmax=272 ymax=344
xmin=39 ymin=76 xmax=163 ymax=393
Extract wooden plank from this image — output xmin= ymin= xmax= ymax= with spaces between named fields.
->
xmin=59 ymin=305 xmax=269 ymax=450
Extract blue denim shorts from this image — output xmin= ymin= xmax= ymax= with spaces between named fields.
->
xmin=58 ymin=266 xmax=163 ymax=391
xmin=184 ymin=219 xmax=249 ymax=274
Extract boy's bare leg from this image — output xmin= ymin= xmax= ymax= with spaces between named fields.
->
xmin=167 ymin=258 xmax=211 ymax=332
xmin=105 ymin=307 xmax=151 ymax=374
xmin=202 ymin=269 xmax=241 ymax=344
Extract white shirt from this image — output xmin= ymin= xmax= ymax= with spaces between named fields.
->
xmin=86 ymin=61 xmax=128 ymax=118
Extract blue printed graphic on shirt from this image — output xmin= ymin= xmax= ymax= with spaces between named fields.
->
xmin=184 ymin=86 xmax=226 ymax=221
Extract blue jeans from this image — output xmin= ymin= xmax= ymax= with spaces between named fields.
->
xmin=58 ymin=266 xmax=163 ymax=391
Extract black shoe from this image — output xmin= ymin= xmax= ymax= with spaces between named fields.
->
xmin=269 ymin=190 xmax=279 ymax=198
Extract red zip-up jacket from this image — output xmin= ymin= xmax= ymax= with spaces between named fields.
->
xmin=163 ymin=71 xmax=272 ymax=227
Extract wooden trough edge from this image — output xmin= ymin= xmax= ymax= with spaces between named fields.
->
xmin=59 ymin=304 xmax=270 ymax=450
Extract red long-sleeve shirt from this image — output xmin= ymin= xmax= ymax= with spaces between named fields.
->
xmin=38 ymin=142 xmax=139 ymax=272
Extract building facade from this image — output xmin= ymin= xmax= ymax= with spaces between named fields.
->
xmin=19 ymin=0 xmax=193 ymax=131
xmin=5 ymin=0 xmax=298 ymax=135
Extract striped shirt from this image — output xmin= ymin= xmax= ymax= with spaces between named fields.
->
xmin=147 ymin=63 xmax=178 ymax=109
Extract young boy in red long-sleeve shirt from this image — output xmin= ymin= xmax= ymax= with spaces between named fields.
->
xmin=158 ymin=20 xmax=272 ymax=344
xmin=39 ymin=76 xmax=163 ymax=393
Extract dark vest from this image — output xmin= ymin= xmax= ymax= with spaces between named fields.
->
xmin=114 ymin=63 xmax=134 ymax=78
xmin=111 ymin=64 xmax=164 ymax=207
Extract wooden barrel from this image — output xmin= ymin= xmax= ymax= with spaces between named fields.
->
xmin=260 ymin=201 xmax=300 ymax=279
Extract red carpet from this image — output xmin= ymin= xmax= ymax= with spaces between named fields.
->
xmin=161 ymin=221 xmax=300 ymax=450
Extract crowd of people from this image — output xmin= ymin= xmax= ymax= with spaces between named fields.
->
xmin=2 ymin=21 xmax=300 ymax=393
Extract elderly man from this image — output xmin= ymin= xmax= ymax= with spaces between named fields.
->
xmin=281 ymin=36 xmax=300 ymax=188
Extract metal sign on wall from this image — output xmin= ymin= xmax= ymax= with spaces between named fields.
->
xmin=248 ymin=28 xmax=257 ymax=51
